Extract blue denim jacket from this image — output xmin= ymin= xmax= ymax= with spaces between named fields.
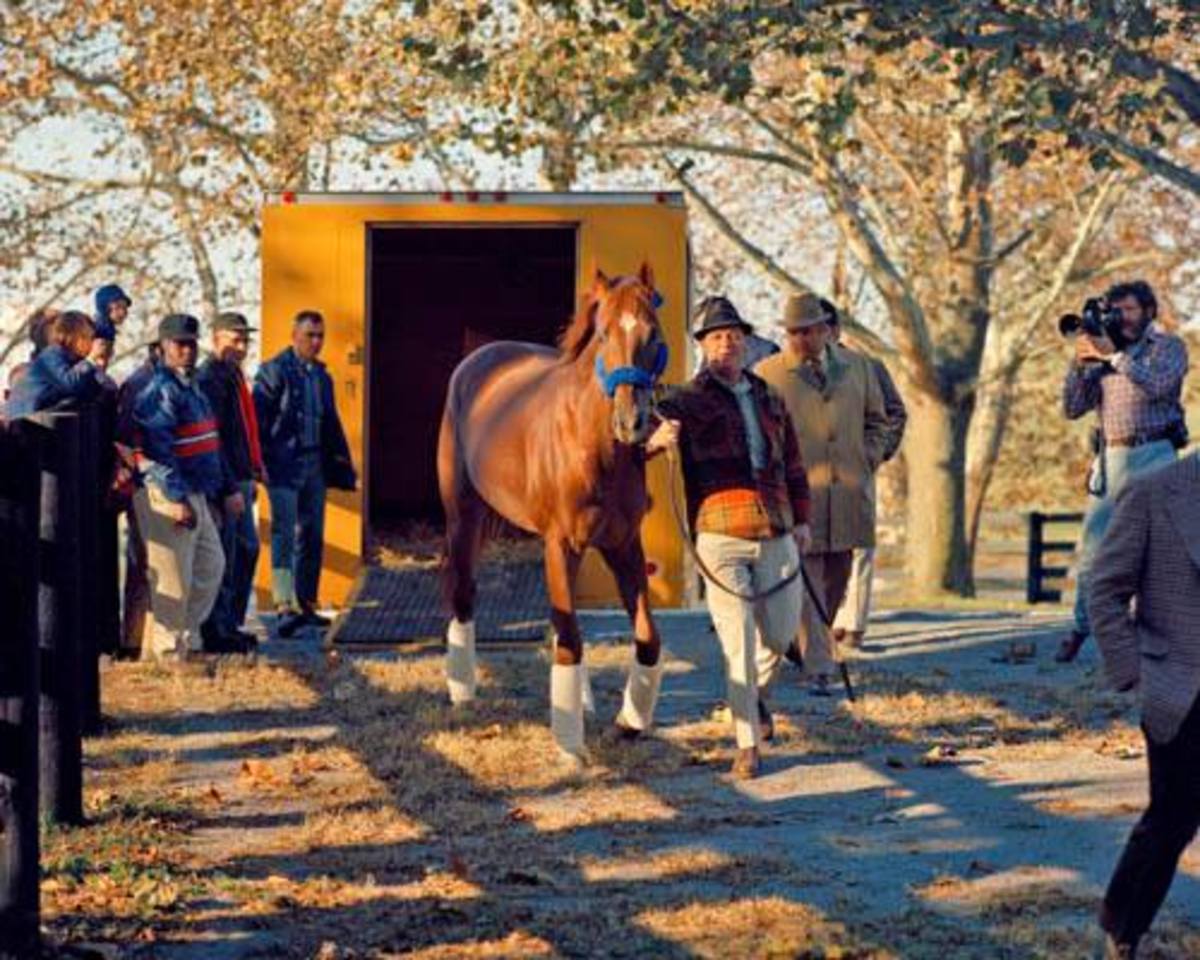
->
xmin=253 ymin=348 xmax=356 ymax=491
xmin=5 ymin=345 xmax=103 ymax=418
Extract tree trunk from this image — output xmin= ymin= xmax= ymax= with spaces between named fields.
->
xmin=965 ymin=366 xmax=1019 ymax=568
xmin=904 ymin=389 xmax=975 ymax=595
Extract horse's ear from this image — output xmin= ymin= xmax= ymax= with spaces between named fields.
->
xmin=592 ymin=269 xmax=611 ymax=296
xmin=638 ymin=261 xmax=655 ymax=291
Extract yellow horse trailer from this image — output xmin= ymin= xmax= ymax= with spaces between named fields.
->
xmin=257 ymin=191 xmax=692 ymax=636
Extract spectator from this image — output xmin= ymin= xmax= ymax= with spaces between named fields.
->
xmin=93 ymin=284 xmax=132 ymax=342
xmin=5 ymin=310 xmax=106 ymax=418
xmin=254 ymin=309 xmax=356 ymax=637
xmin=114 ymin=342 xmax=161 ymax=659
xmin=26 ymin=306 xmax=59 ymax=358
xmin=821 ymin=301 xmax=907 ymax=649
xmin=92 ymin=324 xmax=122 ymax=657
xmin=132 ymin=314 xmax=226 ymax=660
xmin=1088 ymin=453 xmax=1200 ymax=959
xmin=197 ymin=312 xmax=264 ymax=652
xmin=1057 ymin=280 xmax=1186 ymax=664
xmin=756 ymin=292 xmax=889 ymax=696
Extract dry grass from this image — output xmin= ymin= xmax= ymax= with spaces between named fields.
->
xmin=101 ymin=656 xmax=320 ymax=716
xmin=637 ymin=896 xmax=892 ymax=959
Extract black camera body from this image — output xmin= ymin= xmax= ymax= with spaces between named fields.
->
xmin=1059 ymin=297 xmax=1125 ymax=343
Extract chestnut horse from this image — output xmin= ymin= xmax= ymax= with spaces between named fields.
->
xmin=437 ymin=264 xmax=667 ymax=763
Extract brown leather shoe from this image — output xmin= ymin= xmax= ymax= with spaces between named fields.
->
xmin=832 ymin=627 xmax=846 ymax=644
xmin=1055 ymin=630 xmax=1087 ymax=663
xmin=730 ymin=747 xmax=761 ymax=780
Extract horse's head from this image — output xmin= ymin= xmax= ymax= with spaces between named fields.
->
xmin=588 ymin=263 xmax=667 ymax=445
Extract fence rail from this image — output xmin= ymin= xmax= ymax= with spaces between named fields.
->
xmin=1027 ymin=510 xmax=1083 ymax=604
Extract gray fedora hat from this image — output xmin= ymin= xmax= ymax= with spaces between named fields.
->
xmin=780 ymin=292 xmax=830 ymax=331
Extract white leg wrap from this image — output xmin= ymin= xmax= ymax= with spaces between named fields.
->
xmin=446 ymin=618 xmax=477 ymax=704
xmin=550 ymin=663 xmax=586 ymax=761
xmin=616 ymin=660 xmax=663 ymax=732
xmin=581 ymin=660 xmax=596 ymax=715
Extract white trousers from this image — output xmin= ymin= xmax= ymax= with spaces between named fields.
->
xmin=832 ymin=547 xmax=875 ymax=634
xmin=697 ymin=532 xmax=804 ymax=749
xmin=135 ymin=486 xmax=225 ymax=658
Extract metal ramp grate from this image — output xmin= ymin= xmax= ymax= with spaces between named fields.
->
xmin=329 ymin=559 xmax=549 ymax=647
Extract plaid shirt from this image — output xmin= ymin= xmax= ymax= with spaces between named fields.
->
xmin=1063 ymin=327 xmax=1187 ymax=443
xmin=656 ymin=369 xmax=809 ymax=540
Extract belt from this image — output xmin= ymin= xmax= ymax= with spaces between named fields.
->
xmin=1105 ymin=428 xmax=1175 ymax=448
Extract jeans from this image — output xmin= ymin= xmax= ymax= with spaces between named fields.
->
xmin=1074 ymin=440 xmax=1175 ymax=637
xmin=204 ymin=480 xmax=259 ymax=635
xmin=122 ymin=488 xmax=152 ymax=655
xmin=267 ymin=454 xmax=325 ymax=609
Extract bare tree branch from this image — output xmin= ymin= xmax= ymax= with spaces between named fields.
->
xmin=663 ymin=155 xmax=894 ymax=356
xmin=856 ymin=114 xmax=952 ymax=247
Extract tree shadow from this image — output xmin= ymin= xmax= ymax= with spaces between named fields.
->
xmin=93 ymin=612 xmax=1191 ymax=958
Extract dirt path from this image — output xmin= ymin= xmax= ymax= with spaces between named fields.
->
xmin=43 ymin=608 xmax=1200 ymax=959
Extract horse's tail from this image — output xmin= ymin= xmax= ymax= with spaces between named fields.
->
xmin=437 ymin=366 xmax=486 ymax=620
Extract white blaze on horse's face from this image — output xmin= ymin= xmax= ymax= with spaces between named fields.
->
xmin=603 ymin=291 xmax=659 ymax=446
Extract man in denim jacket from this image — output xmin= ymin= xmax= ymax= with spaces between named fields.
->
xmin=254 ymin=309 xmax=356 ymax=636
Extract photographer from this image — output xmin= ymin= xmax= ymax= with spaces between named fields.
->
xmin=1057 ymin=281 xmax=1188 ymax=664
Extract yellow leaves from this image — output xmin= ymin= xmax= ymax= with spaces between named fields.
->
xmin=238 ymin=749 xmax=332 ymax=793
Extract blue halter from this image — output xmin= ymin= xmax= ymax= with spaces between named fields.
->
xmin=595 ymin=340 xmax=669 ymax=397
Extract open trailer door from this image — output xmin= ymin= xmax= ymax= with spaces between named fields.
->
xmin=258 ymin=191 xmax=690 ymax=644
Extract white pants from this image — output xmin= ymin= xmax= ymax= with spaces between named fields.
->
xmin=135 ymin=487 xmax=225 ymax=658
xmin=832 ymin=547 xmax=874 ymax=633
xmin=697 ymin=532 xmax=804 ymax=749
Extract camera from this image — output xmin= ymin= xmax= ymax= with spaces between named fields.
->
xmin=1058 ymin=297 xmax=1124 ymax=342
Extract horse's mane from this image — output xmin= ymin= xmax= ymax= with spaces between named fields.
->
xmin=558 ymin=286 xmax=602 ymax=362
xmin=558 ymin=275 xmax=657 ymax=363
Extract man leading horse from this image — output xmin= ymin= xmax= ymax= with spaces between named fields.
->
xmin=647 ymin=296 xmax=811 ymax=779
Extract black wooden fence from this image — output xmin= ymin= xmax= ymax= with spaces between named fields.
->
xmin=0 ymin=418 xmax=42 ymax=957
xmin=1 ymin=404 xmax=118 ymax=953
xmin=1026 ymin=510 xmax=1084 ymax=604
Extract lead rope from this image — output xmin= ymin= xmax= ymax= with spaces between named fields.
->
xmin=663 ymin=443 xmax=856 ymax=701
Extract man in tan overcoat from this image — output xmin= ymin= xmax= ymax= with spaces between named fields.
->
xmin=756 ymin=292 xmax=889 ymax=694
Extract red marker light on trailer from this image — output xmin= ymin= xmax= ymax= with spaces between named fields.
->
xmin=646 ymin=560 xmax=659 ymax=577
xmin=439 ymin=191 xmax=454 ymax=203
xmin=281 ymin=191 xmax=296 ymax=204
xmin=494 ymin=191 xmax=508 ymax=202
xmin=466 ymin=191 xmax=480 ymax=203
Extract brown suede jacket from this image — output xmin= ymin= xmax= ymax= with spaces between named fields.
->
xmin=655 ymin=368 xmax=810 ymax=537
